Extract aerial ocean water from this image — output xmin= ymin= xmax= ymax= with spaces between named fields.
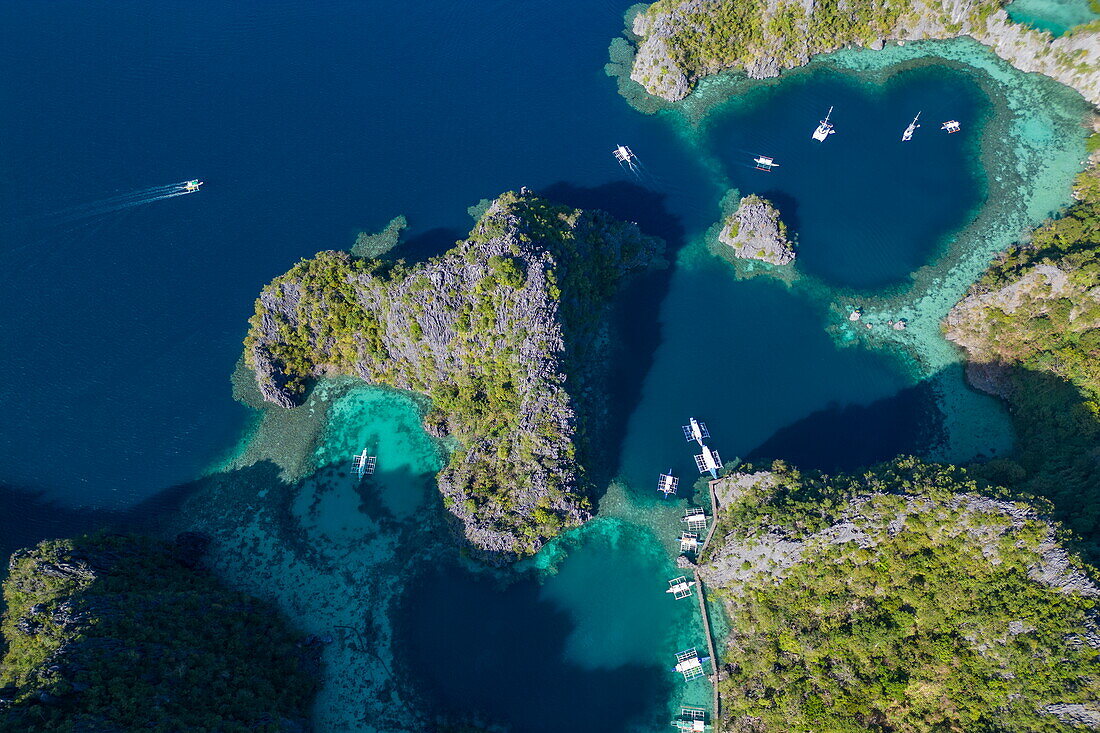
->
xmin=0 ymin=1 xmax=1092 ymax=731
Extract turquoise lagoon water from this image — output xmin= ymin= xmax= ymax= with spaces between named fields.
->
xmin=0 ymin=1 xmax=1093 ymax=731
xmin=1007 ymin=0 xmax=1100 ymax=35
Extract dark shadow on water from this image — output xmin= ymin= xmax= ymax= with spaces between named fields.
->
xmin=396 ymin=559 xmax=672 ymax=733
xmin=746 ymin=380 xmax=942 ymax=474
xmin=964 ymin=365 xmax=1100 ymax=566
xmin=0 ymin=484 xmax=121 ymax=565
xmin=394 ymin=226 xmax=464 ymax=264
xmin=539 ymin=181 xmax=687 ymax=497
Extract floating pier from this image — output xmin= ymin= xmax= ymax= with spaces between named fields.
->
xmin=352 ymin=449 xmax=376 ymax=479
xmin=698 ymin=480 xmax=722 ymax=557
xmin=666 ymin=575 xmax=695 ymax=600
xmin=693 ymin=568 xmax=722 ymax=727
xmin=658 ymin=470 xmax=680 ymax=498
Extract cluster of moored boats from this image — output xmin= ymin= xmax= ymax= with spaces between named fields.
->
xmin=752 ymin=107 xmax=961 ymax=171
xmin=657 ymin=417 xmax=724 ymax=731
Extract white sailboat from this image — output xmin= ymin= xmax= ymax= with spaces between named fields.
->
xmin=812 ymin=106 xmax=835 ymax=142
xmin=902 ymin=112 xmax=921 ymax=142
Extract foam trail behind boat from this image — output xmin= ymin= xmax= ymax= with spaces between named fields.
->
xmin=30 ymin=182 xmax=195 ymax=224
xmin=51 ymin=184 xmax=196 ymax=223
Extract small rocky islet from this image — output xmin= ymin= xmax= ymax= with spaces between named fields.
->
xmin=718 ymin=194 xmax=796 ymax=266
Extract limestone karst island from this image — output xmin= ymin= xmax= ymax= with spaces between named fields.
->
xmin=2 ymin=1 xmax=1099 ymax=731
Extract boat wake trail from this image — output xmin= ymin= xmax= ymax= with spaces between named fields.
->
xmin=30 ymin=181 xmax=200 ymax=225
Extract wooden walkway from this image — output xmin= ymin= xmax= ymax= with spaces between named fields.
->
xmin=693 ymin=568 xmax=722 ymax=731
xmin=698 ymin=479 xmax=721 ymax=557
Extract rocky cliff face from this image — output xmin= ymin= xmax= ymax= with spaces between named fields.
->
xmin=701 ymin=466 xmax=1099 ymax=597
xmin=943 ymin=166 xmax=1100 ymax=399
xmin=630 ymin=0 xmax=1100 ymax=105
xmin=943 ymin=262 xmax=1095 ymax=396
xmin=718 ymin=194 xmax=795 ymax=265
xmin=0 ymin=534 xmax=319 ymax=733
xmin=693 ymin=458 xmax=1100 ymax=731
xmin=244 ymin=191 xmax=662 ymax=563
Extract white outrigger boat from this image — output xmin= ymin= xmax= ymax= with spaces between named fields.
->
xmin=657 ymin=470 xmax=679 ymax=498
xmin=812 ymin=106 xmax=836 ymax=141
xmin=941 ymin=119 xmax=961 ymax=133
xmin=681 ymin=417 xmax=710 ymax=446
xmin=694 ymin=445 xmax=722 ymax=479
xmin=352 ymin=449 xmax=376 ymax=480
xmin=753 ymin=155 xmax=779 ymax=172
xmin=902 ymin=112 xmax=921 ymax=141
xmin=613 ymin=144 xmax=639 ymax=172
xmin=183 ymin=179 xmax=203 ymax=192
xmin=673 ymin=707 xmax=708 ymax=732
xmin=666 ymin=576 xmax=696 ymax=600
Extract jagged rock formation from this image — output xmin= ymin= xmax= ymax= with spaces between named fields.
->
xmin=0 ymin=534 xmax=318 ymax=733
xmin=944 ymin=167 xmax=1100 ymax=400
xmin=944 ymin=262 xmax=1097 ymax=396
xmin=243 ymin=191 xmax=662 ymax=563
xmin=718 ymin=194 xmax=795 ymax=265
xmin=629 ymin=0 xmax=1100 ymax=104
xmin=696 ymin=457 xmax=1100 ymax=731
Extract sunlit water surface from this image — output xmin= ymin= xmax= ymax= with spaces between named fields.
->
xmin=0 ymin=1 xmax=1091 ymax=730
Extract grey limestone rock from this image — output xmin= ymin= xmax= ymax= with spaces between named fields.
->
xmin=719 ymin=194 xmax=795 ymax=266
xmin=628 ymin=0 xmax=1100 ymax=105
xmin=244 ymin=192 xmax=662 ymax=563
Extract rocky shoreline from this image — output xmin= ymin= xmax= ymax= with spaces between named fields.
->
xmin=243 ymin=191 xmax=662 ymax=563
xmin=629 ymin=0 xmax=1100 ymax=105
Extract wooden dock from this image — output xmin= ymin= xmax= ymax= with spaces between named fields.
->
xmin=693 ymin=568 xmax=722 ymax=730
xmin=699 ymin=479 xmax=721 ymax=557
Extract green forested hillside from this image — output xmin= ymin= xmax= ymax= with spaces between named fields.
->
xmin=702 ymin=458 xmax=1100 ymax=732
xmin=945 ymin=166 xmax=1100 ymax=558
xmin=0 ymin=534 xmax=317 ymax=733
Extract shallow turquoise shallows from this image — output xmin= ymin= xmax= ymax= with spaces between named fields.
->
xmin=0 ymin=1 xmax=1091 ymax=731
xmin=1006 ymin=0 xmax=1100 ymax=36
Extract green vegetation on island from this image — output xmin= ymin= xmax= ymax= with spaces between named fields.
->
xmin=700 ymin=457 xmax=1100 ymax=732
xmin=625 ymin=0 xmax=1100 ymax=104
xmin=0 ymin=533 xmax=317 ymax=733
xmin=945 ymin=164 xmax=1100 ymax=559
xmin=243 ymin=191 xmax=661 ymax=562
xmin=645 ymin=0 xmax=913 ymax=72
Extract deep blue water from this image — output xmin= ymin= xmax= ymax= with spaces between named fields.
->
xmin=0 ymin=0 xmax=698 ymax=510
xmin=0 ymin=1 xmax=1003 ymax=730
xmin=705 ymin=65 xmax=988 ymax=289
